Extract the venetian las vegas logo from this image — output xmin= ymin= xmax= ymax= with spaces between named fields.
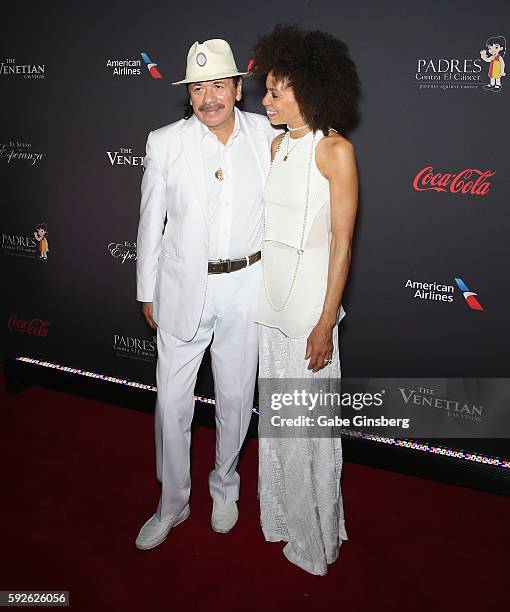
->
xmin=106 ymin=147 xmax=144 ymax=167
xmin=0 ymin=58 xmax=45 ymax=79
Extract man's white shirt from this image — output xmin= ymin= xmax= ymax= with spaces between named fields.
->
xmin=201 ymin=107 xmax=262 ymax=261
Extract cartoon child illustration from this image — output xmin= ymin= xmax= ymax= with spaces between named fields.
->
xmin=480 ymin=36 xmax=506 ymax=92
xmin=34 ymin=223 xmax=49 ymax=260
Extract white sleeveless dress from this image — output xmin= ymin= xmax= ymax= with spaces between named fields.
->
xmin=256 ymin=130 xmax=348 ymax=575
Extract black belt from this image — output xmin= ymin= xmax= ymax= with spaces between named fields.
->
xmin=208 ymin=251 xmax=261 ymax=274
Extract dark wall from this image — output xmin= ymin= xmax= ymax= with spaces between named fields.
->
xmin=2 ymin=1 xmax=509 ymax=394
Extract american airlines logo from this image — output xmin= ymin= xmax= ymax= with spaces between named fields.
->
xmin=454 ymin=278 xmax=484 ymax=311
xmin=105 ymin=51 xmax=163 ymax=78
xmin=141 ymin=53 xmax=162 ymax=78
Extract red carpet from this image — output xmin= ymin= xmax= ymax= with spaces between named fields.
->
xmin=1 ymin=376 xmax=509 ymax=612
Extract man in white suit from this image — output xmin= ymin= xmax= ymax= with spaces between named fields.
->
xmin=135 ymin=39 xmax=276 ymax=549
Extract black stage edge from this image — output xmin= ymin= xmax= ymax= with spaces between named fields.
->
xmin=4 ymin=357 xmax=157 ymax=415
xmin=341 ymin=436 xmax=510 ymax=497
xmin=4 ymin=358 xmax=510 ymax=497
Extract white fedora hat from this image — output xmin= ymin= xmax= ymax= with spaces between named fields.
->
xmin=172 ymin=38 xmax=248 ymax=85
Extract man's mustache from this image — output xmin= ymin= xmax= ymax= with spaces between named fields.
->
xmin=199 ymin=103 xmax=225 ymax=111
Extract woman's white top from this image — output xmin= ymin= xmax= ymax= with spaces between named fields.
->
xmin=256 ymin=129 xmax=346 ymax=338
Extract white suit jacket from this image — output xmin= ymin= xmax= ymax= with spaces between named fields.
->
xmin=136 ymin=109 xmax=276 ymax=341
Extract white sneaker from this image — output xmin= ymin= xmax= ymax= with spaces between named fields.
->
xmin=135 ymin=504 xmax=190 ymax=550
xmin=211 ymin=501 xmax=238 ymax=533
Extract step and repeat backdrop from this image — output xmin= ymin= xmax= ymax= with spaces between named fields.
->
xmin=1 ymin=2 xmax=509 ymax=442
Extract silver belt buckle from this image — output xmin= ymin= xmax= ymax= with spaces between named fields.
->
xmin=218 ymin=258 xmax=232 ymax=273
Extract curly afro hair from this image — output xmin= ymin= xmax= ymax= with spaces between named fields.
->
xmin=252 ymin=24 xmax=361 ymax=134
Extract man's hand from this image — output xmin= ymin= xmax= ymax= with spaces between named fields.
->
xmin=142 ymin=302 xmax=157 ymax=330
xmin=305 ymin=318 xmax=334 ymax=373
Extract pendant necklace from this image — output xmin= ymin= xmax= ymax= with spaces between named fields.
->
xmin=283 ymin=129 xmax=310 ymax=162
xmin=215 ymin=141 xmax=225 ymax=180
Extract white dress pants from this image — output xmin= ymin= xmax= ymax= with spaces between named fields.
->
xmin=154 ymin=261 xmax=260 ymax=521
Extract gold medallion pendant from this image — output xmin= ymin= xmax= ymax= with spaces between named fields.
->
xmin=214 ymin=169 xmax=224 ymax=181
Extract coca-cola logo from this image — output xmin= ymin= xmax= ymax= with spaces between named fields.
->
xmin=413 ymin=166 xmax=495 ymax=196
xmin=8 ymin=315 xmax=49 ymax=337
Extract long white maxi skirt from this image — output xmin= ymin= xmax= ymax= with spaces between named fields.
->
xmin=258 ymin=323 xmax=348 ymax=576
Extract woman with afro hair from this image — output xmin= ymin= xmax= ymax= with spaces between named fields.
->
xmin=253 ymin=24 xmax=360 ymax=575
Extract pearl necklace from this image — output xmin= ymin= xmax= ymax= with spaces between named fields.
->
xmin=261 ymin=131 xmax=316 ymax=312
xmin=287 ymin=123 xmax=309 ymax=132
